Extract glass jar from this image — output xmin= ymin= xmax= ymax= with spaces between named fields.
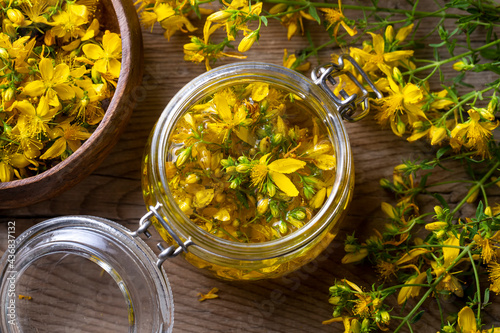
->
xmin=142 ymin=60 xmax=380 ymax=280
xmin=1 ymin=58 xmax=380 ymax=331
xmin=0 ymin=216 xmax=174 ymax=332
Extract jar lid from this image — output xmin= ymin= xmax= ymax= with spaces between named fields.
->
xmin=0 ymin=216 xmax=174 ymax=332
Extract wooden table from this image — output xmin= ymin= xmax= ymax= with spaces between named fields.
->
xmin=1 ymin=1 xmax=499 ymax=332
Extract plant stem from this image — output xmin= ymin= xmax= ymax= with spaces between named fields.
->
xmin=403 ymin=39 xmax=500 ymax=75
xmin=263 ymin=0 xmax=462 ymax=19
xmin=468 ymin=250 xmax=482 ymax=321
xmin=451 ymin=161 xmax=500 ymax=215
xmin=393 ymin=241 xmax=476 ymax=332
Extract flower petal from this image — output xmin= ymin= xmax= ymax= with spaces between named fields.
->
xmin=39 ymin=58 xmax=54 ymax=81
xmin=268 ymin=158 xmax=306 ymax=174
xmin=269 ymin=171 xmax=299 ymax=197
xmin=457 ymin=307 xmax=477 ymax=333
xmin=40 ymin=138 xmax=67 ymax=159
xmin=23 ymin=81 xmax=45 ymax=97
xmin=82 ymin=43 xmax=104 ymax=60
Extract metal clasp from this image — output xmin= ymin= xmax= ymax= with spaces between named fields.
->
xmin=129 ymin=203 xmax=194 ymax=269
xmin=311 ymin=54 xmax=382 ymax=122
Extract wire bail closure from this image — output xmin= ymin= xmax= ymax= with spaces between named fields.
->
xmin=311 ymin=54 xmax=383 ymax=122
xmin=129 ymin=203 xmax=194 ymax=268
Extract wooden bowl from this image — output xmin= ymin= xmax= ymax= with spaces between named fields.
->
xmin=0 ymin=0 xmax=143 ymax=209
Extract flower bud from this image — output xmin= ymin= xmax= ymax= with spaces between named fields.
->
xmin=430 ymin=126 xmax=447 ymax=145
xmin=272 ymin=133 xmax=283 ymax=145
xmin=183 ymin=43 xmax=201 ymax=51
xmin=7 ymin=8 xmax=24 ymax=26
xmin=385 ymin=25 xmax=395 ymax=43
xmin=269 ymin=3 xmax=287 ymax=14
xmin=175 ymin=146 xmax=192 ymax=167
xmin=488 ymin=95 xmax=498 ymax=113
xmin=425 ymin=221 xmax=448 ymax=231
xmin=393 ymin=66 xmax=402 ymax=82
xmin=225 ymin=166 xmax=236 ymax=174
xmin=396 ymin=119 xmax=406 ymax=136
xmin=293 ymin=209 xmax=306 ymax=220
xmin=270 ymin=201 xmax=279 ymax=217
xmin=207 ymin=10 xmax=231 ymax=22
xmin=485 ymin=206 xmax=493 ymax=217
xmin=278 ymin=220 xmax=287 ymax=234
xmin=2 ymin=87 xmax=14 ymax=102
xmin=434 ymin=205 xmax=443 ymax=216
xmin=259 ymin=137 xmax=271 ymax=153
xmin=267 ymin=182 xmax=276 ymax=197
xmin=185 ymin=173 xmax=199 ymax=184
xmin=380 ymin=311 xmax=390 ymax=324
xmin=351 ymin=319 xmax=361 ymax=333
xmin=238 ymin=34 xmax=258 ymax=53
xmin=328 ymin=296 xmax=341 ymax=305
xmin=0 ymin=48 xmax=9 ymax=60
xmin=3 ymin=19 xmax=16 ymax=37
xmin=452 ymin=61 xmax=474 ymax=71
xmin=236 ymin=164 xmax=251 ymax=173
xmin=257 ymin=198 xmax=269 ymax=215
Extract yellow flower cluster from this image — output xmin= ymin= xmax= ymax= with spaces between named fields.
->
xmin=166 ymin=82 xmax=336 ymax=242
xmin=0 ymin=0 xmax=121 ymax=182
xmin=336 ymin=23 xmax=499 ymax=158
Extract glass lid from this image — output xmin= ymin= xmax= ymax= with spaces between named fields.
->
xmin=0 ymin=216 xmax=174 ymax=333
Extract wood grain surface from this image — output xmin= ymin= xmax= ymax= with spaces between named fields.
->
xmin=1 ymin=0 xmax=499 ymax=332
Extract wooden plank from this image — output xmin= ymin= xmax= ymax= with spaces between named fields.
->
xmin=1 ymin=0 xmax=499 ymax=331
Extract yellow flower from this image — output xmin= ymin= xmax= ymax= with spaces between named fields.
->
xmin=160 ymin=14 xmax=197 ymax=41
xmin=489 ymin=261 xmax=500 ymax=294
xmin=350 ymin=32 xmax=414 ymax=74
xmin=457 ymin=307 xmax=481 ymax=333
xmin=0 ymin=150 xmax=31 ymax=182
xmin=40 ymin=119 xmax=92 ymax=159
xmin=282 ymin=49 xmax=310 ymax=71
xmin=249 ymin=153 xmax=306 ymax=197
xmin=374 ymin=77 xmax=427 ymax=135
xmin=279 ymin=6 xmax=317 ymax=40
xmin=450 ymin=109 xmax=499 ymax=158
xmin=197 ymin=287 xmax=219 ymax=302
xmin=397 ymin=272 xmax=426 ymax=304
xmin=14 ymin=96 xmax=57 ymax=137
xmin=23 ymin=57 xmax=75 ymax=100
xmin=49 ymin=3 xmax=89 ymax=42
xmin=320 ymin=0 xmax=357 ymax=39
xmin=474 ymin=233 xmax=498 ymax=264
xmin=207 ymin=90 xmax=249 ymax=143
xmin=82 ymin=31 xmax=122 ymax=78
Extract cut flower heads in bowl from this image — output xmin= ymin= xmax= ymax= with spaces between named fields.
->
xmin=0 ymin=0 xmax=143 ymax=209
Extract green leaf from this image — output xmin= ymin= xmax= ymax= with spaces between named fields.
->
xmin=410 ymin=310 xmax=425 ymax=324
xmin=476 ymin=201 xmax=484 ymax=219
xmin=483 ymin=288 xmax=490 ymax=307
xmin=236 ymin=190 xmax=249 ymax=209
xmin=308 ymin=6 xmax=321 ymax=24
xmin=436 ymin=146 xmax=451 ymax=159
xmin=433 ymin=193 xmax=449 ymax=209
xmin=260 ymin=16 xmax=268 ymax=26
xmin=426 ymin=268 xmax=433 ymax=284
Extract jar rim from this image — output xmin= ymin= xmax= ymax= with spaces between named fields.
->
xmin=0 ymin=216 xmax=174 ymax=332
xmin=149 ymin=62 xmax=352 ymax=259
